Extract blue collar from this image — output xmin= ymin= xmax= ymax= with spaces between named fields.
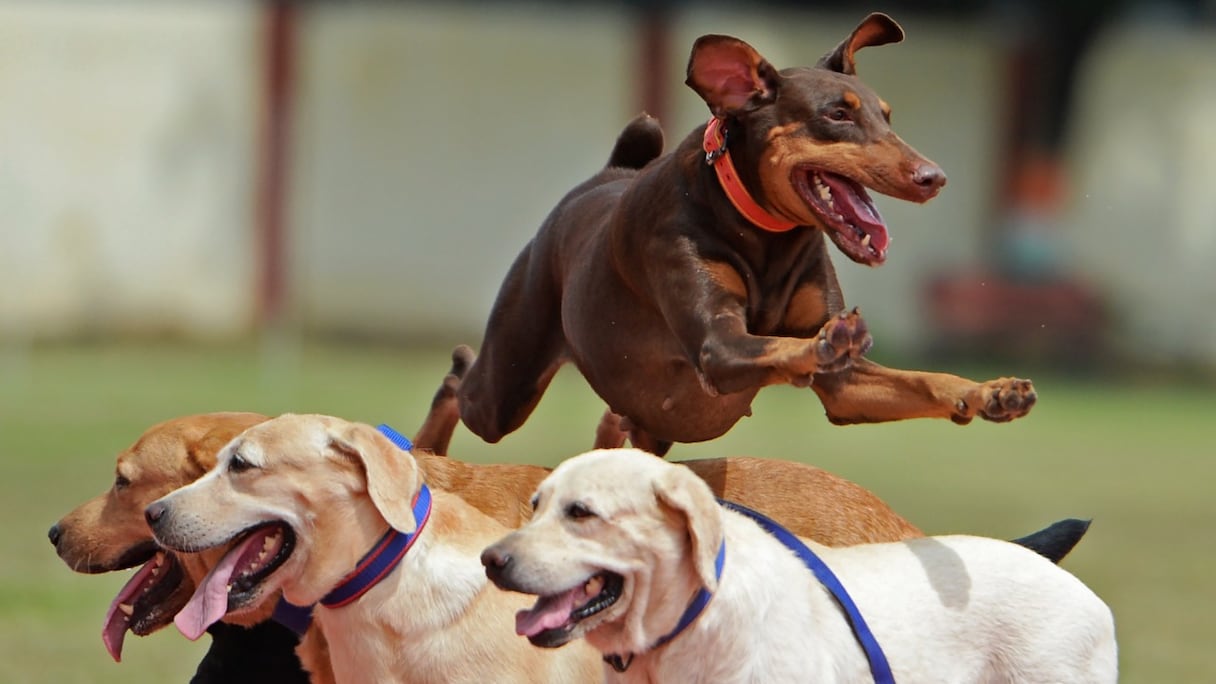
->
xmin=273 ymin=424 xmax=421 ymax=634
xmin=719 ymin=499 xmax=896 ymax=684
xmin=603 ymin=540 xmax=726 ymax=673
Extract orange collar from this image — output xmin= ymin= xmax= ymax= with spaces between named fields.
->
xmin=702 ymin=118 xmax=799 ymax=233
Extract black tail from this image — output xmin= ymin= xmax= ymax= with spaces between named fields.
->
xmin=606 ymin=113 xmax=664 ymax=170
xmin=1011 ymin=518 xmax=1092 ymax=564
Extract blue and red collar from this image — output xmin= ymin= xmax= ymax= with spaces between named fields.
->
xmin=273 ymin=423 xmax=426 ymax=633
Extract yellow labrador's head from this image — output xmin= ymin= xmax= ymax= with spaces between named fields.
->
xmin=146 ymin=413 xmax=421 ymax=640
xmin=481 ymin=449 xmax=723 ymax=656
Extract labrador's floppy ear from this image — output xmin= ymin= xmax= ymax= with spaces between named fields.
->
xmin=817 ymin=12 xmax=904 ymax=75
xmin=685 ymin=34 xmax=780 ymax=118
xmin=653 ymin=464 xmax=724 ymax=591
xmin=327 ymin=422 xmax=421 ymax=533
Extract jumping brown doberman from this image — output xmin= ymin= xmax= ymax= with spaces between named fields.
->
xmin=458 ymin=13 xmax=1036 ymax=456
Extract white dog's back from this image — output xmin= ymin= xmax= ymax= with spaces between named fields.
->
xmin=666 ymin=512 xmax=1118 ymax=684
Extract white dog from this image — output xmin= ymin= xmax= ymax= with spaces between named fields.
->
xmin=482 ymin=448 xmax=1118 ymax=683
xmin=146 ymin=414 xmax=600 ymax=684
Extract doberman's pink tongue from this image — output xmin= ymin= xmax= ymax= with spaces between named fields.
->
xmin=101 ymin=554 xmax=162 ymax=662
xmin=175 ymin=535 xmax=259 ymax=641
xmin=515 ymin=587 xmax=583 ymax=637
xmin=821 ymin=173 xmax=889 ymax=253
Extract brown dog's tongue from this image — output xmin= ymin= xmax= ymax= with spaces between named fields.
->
xmin=101 ymin=554 xmax=162 ymax=662
xmin=175 ymin=534 xmax=260 ymax=641
xmin=822 ymin=173 xmax=889 ymax=253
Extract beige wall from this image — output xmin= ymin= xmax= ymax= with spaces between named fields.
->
xmin=0 ymin=3 xmax=1212 ymax=364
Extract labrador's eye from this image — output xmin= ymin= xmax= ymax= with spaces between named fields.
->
xmin=114 ymin=474 xmax=131 ymax=490
xmin=228 ymin=453 xmax=256 ymax=473
xmin=566 ymin=501 xmax=596 ymax=520
xmin=530 ymin=495 xmax=539 ymax=511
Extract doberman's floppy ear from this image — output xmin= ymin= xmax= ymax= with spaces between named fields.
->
xmin=685 ymin=35 xmax=780 ymax=118
xmin=327 ymin=422 xmax=421 ymax=533
xmin=653 ymin=464 xmax=723 ymax=591
xmin=817 ymin=12 xmax=904 ymax=75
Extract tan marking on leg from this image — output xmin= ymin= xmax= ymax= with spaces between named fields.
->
xmin=784 ymin=282 xmax=829 ymax=332
xmin=704 ymin=260 xmax=747 ymax=299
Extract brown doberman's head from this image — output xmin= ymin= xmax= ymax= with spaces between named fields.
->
xmin=685 ymin=13 xmax=946 ymax=266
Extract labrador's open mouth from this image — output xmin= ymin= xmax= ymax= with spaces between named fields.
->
xmin=514 ymin=571 xmax=625 ymax=648
xmin=793 ymin=166 xmax=889 ymax=266
xmin=174 ymin=521 xmax=295 ymax=641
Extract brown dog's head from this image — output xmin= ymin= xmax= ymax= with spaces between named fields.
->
xmin=481 ymin=449 xmax=722 ymax=658
xmin=685 ymin=13 xmax=946 ymax=266
xmin=146 ymin=414 xmax=423 ymax=641
xmin=47 ymin=412 xmax=268 ymax=661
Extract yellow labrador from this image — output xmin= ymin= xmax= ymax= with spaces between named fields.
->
xmin=146 ymin=414 xmax=600 ymax=684
xmin=483 ymin=449 xmax=1118 ymax=683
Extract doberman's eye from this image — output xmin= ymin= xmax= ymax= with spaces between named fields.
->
xmin=827 ymin=107 xmax=852 ymax=123
xmin=565 ymin=501 xmax=596 ymax=520
xmin=228 ymin=453 xmax=256 ymax=473
xmin=114 ymin=474 xmax=131 ymax=490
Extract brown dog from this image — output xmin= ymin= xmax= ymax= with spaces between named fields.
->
xmin=458 ymin=13 xmax=1036 ymax=456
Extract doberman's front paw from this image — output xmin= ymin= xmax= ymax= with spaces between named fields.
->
xmin=953 ymin=377 xmax=1037 ymax=424
xmin=813 ymin=307 xmax=873 ymax=374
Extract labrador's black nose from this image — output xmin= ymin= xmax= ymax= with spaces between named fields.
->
xmin=48 ymin=523 xmax=62 ymax=547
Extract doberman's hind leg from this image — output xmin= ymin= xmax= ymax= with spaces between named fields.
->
xmin=459 ymin=247 xmax=568 ymax=443
xmin=593 ymin=410 xmax=673 ymax=456
xmin=412 ymin=345 xmax=474 ymax=456
xmin=810 ymin=358 xmax=1036 ymax=425
xmin=594 ymin=409 xmax=628 ymax=449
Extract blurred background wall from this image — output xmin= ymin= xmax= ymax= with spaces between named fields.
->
xmin=1 ymin=0 xmax=1213 ymax=369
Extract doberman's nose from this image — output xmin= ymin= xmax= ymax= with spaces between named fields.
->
xmin=48 ymin=523 xmax=62 ymax=547
xmin=144 ymin=501 xmax=167 ymax=527
xmin=912 ymin=162 xmax=947 ymax=194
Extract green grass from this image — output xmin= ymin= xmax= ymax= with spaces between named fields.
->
xmin=3 ymin=340 xmax=1213 ymax=682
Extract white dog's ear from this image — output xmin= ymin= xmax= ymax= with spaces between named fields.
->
xmin=654 ymin=465 xmax=723 ymax=591
xmin=327 ymin=423 xmax=421 ymax=533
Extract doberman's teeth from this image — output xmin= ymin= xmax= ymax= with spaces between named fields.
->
xmin=118 ymin=603 xmax=134 ymax=616
xmin=227 ymin=584 xmax=233 ymax=593
xmin=860 ymin=234 xmax=871 ymax=248
xmin=263 ymin=536 xmax=277 ymax=551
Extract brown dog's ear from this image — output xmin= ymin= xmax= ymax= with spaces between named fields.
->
xmin=327 ymin=422 xmax=421 ymax=533
xmin=817 ymin=12 xmax=904 ymax=75
xmin=653 ymin=464 xmax=723 ymax=591
xmin=685 ymin=35 xmax=780 ymax=118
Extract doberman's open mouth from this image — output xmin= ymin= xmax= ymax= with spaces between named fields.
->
xmin=175 ymin=521 xmax=296 ymax=641
xmin=793 ymin=166 xmax=889 ymax=266
xmin=102 ymin=550 xmax=189 ymax=662
xmin=514 ymin=572 xmax=625 ymax=648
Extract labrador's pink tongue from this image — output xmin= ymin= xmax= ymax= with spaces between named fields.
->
xmin=174 ymin=537 xmax=253 ymax=641
xmin=101 ymin=555 xmax=160 ymax=662
xmin=515 ymin=587 xmax=581 ymax=637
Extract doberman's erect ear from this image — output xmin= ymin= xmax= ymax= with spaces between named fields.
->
xmin=817 ymin=12 xmax=904 ymax=75
xmin=685 ymin=35 xmax=780 ymax=118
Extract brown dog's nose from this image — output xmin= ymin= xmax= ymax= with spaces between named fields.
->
xmin=48 ymin=523 xmax=62 ymax=547
xmin=144 ymin=501 xmax=167 ymax=527
xmin=912 ymin=162 xmax=947 ymax=194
